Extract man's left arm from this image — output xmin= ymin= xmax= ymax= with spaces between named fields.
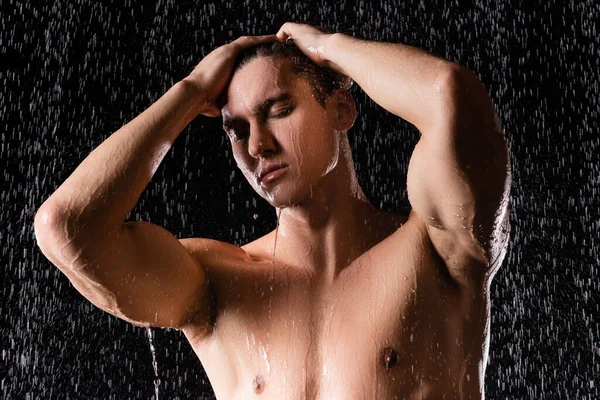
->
xmin=278 ymin=24 xmax=511 ymax=286
xmin=326 ymin=32 xmax=511 ymax=286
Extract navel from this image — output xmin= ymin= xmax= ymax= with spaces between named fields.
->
xmin=380 ymin=346 xmax=399 ymax=370
xmin=253 ymin=374 xmax=266 ymax=394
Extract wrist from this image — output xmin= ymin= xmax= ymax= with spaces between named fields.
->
xmin=177 ymin=78 xmax=210 ymax=114
xmin=323 ymin=33 xmax=350 ymax=76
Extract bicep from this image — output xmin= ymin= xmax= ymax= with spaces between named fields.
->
xmin=45 ymin=220 xmax=212 ymax=330
xmin=406 ymin=74 xmax=511 ymax=283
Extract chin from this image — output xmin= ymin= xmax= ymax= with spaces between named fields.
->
xmin=258 ymin=180 xmax=312 ymax=209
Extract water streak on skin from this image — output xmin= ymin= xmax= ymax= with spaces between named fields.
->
xmin=272 ymin=207 xmax=282 ymax=262
xmin=258 ymin=344 xmax=271 ymax=375
xmin=322 ymin=130 xmax=340 ymax=176
xmin=288 ymin=115 xmax=304 ymax=191
xmin=254 ymin=207 xmax=282 ymax=394
xmin=306 ymin=44 xmax=325 ymax=57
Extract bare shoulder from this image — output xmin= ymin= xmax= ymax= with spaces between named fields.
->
xmin=179 ymin=237 xmax=256 ymax=274
xmin=177 ymin=237 xmax=257 ymax=340
xmin=178 ymin=236 xmax=275 ymax=292
xmin=179 ymin=236 xmax=245 ymax=259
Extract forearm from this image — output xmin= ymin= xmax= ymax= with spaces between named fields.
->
xmin=325 ymin=33 xmax=461 ymax=132
xmin=36 ymin=80 xmax=205 ymax=237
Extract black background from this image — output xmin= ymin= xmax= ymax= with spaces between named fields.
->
xmin=1 ymin=0 xmax=598 ymax=398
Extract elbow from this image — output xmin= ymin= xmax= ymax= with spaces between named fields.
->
xmin=33 ymin=203 xmax=77 ymax=264
xmin=33 ymin=205 xmax=63 ymax=266
xmin=34 ymin=203 xmax=67 ymax=241
xmin=436 ymin=64 xmax=490 ymax=104
xmin=34 ymin=204 xmax=59 ymax=242
xmin=437 ymin=62 xmax=479 ymax=84
xmin=34 ymin=203 xmax=56 ymax=229
xmin=433 ymin=64 xmax=499 ymax=135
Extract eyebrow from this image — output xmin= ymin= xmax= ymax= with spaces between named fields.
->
xmin=222 ymin=92 xmax=293 ymax=129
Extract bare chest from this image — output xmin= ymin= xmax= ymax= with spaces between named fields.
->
xmin=186 ymin=225 xmax=483 ymax=399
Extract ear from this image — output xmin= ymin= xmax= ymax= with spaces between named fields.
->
xmin=330 ymin=89 xmax=356 ymax=132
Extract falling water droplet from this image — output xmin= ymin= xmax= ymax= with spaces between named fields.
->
xmin=146 ymin=327 xmax=160 ymax=400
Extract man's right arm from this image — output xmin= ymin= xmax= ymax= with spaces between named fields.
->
xmin=33 ymin=80 xmax=212 ymax=330
xmin=34 ymin=34 xmax=278 ymax=332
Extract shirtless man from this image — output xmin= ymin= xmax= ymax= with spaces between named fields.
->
xmin=34 ymin=23 xmax=511 ymax=399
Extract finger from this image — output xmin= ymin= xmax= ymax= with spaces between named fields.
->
xmin=251 ymin=34 xmax=278 ymax=43
xmin=229 ymin=35 xmax=276 ymax=53
xmin=276 ymin=22 xmax=297 ymax=42
xmin=275 ymin=31 xmax=291 ymax=43
xmin=232 ymin=34 xmax=277 ymax=49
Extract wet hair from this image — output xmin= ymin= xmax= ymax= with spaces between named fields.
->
xmin=230 ymin=40 xmax=352 ymax=108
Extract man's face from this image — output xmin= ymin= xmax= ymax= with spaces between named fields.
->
xmin=221 ymin=57 xmax=342 ymax=207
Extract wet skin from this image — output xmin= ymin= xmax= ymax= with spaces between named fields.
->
xmin=33 ymin=28 xmax=509 ymax=399
xmin=180 ymin=210 xmax=489 ymax=399
xmin=176 ymin=57 xmax=491 ymax=399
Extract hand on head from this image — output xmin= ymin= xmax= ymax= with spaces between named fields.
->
xmin=183 ymin=23 xmax=342 ymax=118
xmin=275 ymin=23 xmax=345 ymax=75
xmin=183 ymin=34 xmax=277 ymax=117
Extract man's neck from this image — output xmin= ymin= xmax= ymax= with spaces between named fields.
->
xmin=272 ymin=154 xmax=375 ymax=283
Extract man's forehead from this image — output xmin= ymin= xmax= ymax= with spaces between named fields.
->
xmin=222 ymin=57 xmax=296 ymax=115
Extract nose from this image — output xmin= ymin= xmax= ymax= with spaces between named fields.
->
xmin=248 ymin=124 xmax=277 ymax=159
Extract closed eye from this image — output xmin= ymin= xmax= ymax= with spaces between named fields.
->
xmin=269 ymin=106 xmax=293 ymax=119
xmin=224 ymin=105 xmax=293 ymax=141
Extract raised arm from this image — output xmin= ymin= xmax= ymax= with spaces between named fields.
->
xmin=277 ymin=23 xmax=510 ymax=286
xmin=33 ymin=35 xmax=277 ymax=330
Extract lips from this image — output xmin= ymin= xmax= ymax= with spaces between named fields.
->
xmin=258 ymin=163 xmax=288 ymax=184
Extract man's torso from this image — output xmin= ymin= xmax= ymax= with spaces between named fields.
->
xmin=181 ymin=210 xmax=489 ymax=399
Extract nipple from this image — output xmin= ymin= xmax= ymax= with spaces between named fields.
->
xmin=380 ymin=346 xmax=399 ymax=370
xmin=253 ymin=374 xmax=266 ymax=394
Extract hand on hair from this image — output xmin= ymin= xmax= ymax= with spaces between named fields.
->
xmin=275 ymin=22 xmax=344 ymax=75
xmin=183 ymin=35 xmax=277 ymax=117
